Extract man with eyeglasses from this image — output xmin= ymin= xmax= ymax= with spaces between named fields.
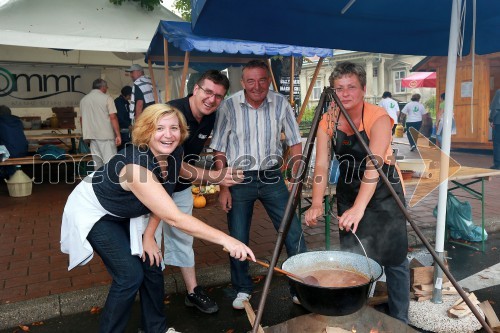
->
xmin=161 ymin=70 xmax=230 ymax=314
xmin=210 ymin=60 xmax=307 ymax=310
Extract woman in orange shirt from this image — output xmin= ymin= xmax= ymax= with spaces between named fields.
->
xmin=305 ymin=62 xmax=409 ymax=323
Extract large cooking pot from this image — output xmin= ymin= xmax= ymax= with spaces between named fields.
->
xmin=282 ymin=251 xmax=383 ymax=316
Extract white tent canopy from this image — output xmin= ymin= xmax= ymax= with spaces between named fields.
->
xmin=0 ymin=0 xmax=182 ymax=52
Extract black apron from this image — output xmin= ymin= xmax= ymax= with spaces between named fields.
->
xmin=334 ymin=108 xmax=407 ymax=266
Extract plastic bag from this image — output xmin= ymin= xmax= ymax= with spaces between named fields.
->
xmin=36 ymin=145 xmax=66 ymax=160
xmin=433 ymin=193 xmax=487 ymax=242
xmin=77 ymin=138 xmax=91 ymax=154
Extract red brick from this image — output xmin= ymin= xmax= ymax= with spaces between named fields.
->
xmin=25 ymin=288 xmax=50 ymax=300
xmin=27 ymin=278 xmax=71 ymax=294
xmin=0 ymin=244 xmax=15 ymax=255
xmin=0 ymin=266 xmax=28 ymax=280
xmin=51 ymin=266 xmax=89 ymax=280
xmin=71 ymin=274 xmax=105 ymax=289
xmin=0 ymin=285 xmax=26 ymax=304
xmin=5 ymin=272 xmax=48 ymax=288
xmin=0 ymin=252 xmax=31 ymax=263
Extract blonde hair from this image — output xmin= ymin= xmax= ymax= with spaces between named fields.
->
xmin=132 ymin=103 xmax=189 ymax=147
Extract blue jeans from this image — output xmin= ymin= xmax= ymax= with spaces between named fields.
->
xmin=227 ymin=169 xmax=307 ymax=293
xmin=385 ymin=258 xmax=410 ymax=323
xmin=406 ymin=121 xmax=422 ymax=148
xmin=87 ymin=218 xmax=166 ymax=333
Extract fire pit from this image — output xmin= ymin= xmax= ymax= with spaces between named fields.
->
xmin=263 ymin=306 xmax=418 ymax=332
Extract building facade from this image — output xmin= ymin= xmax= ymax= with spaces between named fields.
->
xmin=300 ymin=51 xmax=429 ymax=109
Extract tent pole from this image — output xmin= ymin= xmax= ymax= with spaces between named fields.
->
xmin=148 ymin=59 xmax=159 ymax=103
xmin=297 ymin=57 xmax=324 ymax=124
xmin=267 ymin=59 xmax=278 ymax=91
xmin=164 ymin=38 xmax=170 ymax=102
xmin=290 ymin=56 xmax=295 ymax=105
xmin=179 ymin=51 xmax=190 ymax=98
xmin=432 ymin=0 xmax=461 ymax=305
xmin=281 ymin=56 xmax=296 ymax=171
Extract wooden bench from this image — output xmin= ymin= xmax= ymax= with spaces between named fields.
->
xmin=0 ymin=154 xmax=92 ymax=166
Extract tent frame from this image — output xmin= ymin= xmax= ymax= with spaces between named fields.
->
xmin=147 ymin=37 xmax=324 ymax=116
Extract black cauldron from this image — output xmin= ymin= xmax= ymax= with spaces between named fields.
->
xmin=282 ymin=251 xmax=383 ymax=316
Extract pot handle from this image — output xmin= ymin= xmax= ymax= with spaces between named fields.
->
xmin=352 ymin=232 xmax=373 ymax=280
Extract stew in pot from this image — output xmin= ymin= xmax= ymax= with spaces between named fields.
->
xmin=301 ymin=269 xmax=369 ymax=288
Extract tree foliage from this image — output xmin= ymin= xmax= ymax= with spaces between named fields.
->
xmin=173 ymin=0 xmax=191 ymax=21
xmin=109 ymin=0 xmax=162 ymax=11
xmin=424 ymin=95 xmax=436 ymax=119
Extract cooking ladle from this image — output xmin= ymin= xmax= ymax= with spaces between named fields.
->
xmin=223 ymin=248 xmax=319 ymax=285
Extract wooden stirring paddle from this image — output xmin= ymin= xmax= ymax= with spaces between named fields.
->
xmin=222 ymin=248 xmax=319 ymax=285
xmin=252 ymin=258 xmax=319 ymax=286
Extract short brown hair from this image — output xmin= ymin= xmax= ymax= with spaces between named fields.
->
xmin=197 ymin=70 xmax=230 ymax=92
xmin=411 ymin=94 xmax=421 ymax=101
xmin=329 ymin=62 xmax=366 ymax=88
xmin=132 ymin=104 xmax=189 ymax=147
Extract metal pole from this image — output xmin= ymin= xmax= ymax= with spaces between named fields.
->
xmin=251 ymin=88 xmax=330 ymax=333
xmin=433 ymin=0 xmax=463 ymax=305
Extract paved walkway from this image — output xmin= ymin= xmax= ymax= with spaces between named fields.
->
xmin=0 ymin=136 xmax=499 ymax=328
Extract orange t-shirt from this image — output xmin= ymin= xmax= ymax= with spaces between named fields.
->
xmin=318 ymin=102 xmax=395 ymax=164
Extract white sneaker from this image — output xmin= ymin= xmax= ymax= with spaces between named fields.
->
xmin=232 ymin=292 xmax=251 ymax=310
xmin=165 ymin=328 xmax=181 ymax=333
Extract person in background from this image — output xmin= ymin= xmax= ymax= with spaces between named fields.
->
xmin=0 ymin=105 xmax=29 ymax=179
xmin=0 ymin=105 xmax=28 ymax=158
xmin=126 ymin=64 xmax=156 ymax=121
xmin=210 ymin=60 xmax=307 ymax=310
xmin=435 ymin=92 xmax=456 ymax=147
xmin=61 ymin=104 xmax=254 ymax=333
xmin=378 ymin=91 xmax=400 ymax=135
xmin=162 ymin=70 xmax=230 ymax=314
xmin=305 ymin=62 xmax=409 ymax=323
xmin=115 ymin=86 xmax=132 ymax=151
xmin=400 ymin=93 xmax=430 ymax=151
xmin=489 ymin=89 xmax=500 ymax=169
xmin=80 ymin=79 xmax=121 ymax=169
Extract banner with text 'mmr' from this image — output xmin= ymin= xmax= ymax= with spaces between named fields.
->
xmin=0 ymin=64 xmax=100 ymax=108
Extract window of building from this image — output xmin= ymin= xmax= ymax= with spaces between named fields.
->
xmin=373 ymin=68 xmax=378 ymax=77
xmin=312 ymin=78 xmax=323 ymax=100
xmin=394 ymin=70 xmax=406 ymax=93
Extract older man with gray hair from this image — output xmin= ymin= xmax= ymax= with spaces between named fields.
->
xmin=80 ymin=78 xmax=121 ymax=169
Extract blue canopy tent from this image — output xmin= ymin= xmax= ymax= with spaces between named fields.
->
xmin=192 ymin=0 xmax=500 ymax=56
xmin=145 ymin=20 xmax=333 ymax=104
xmin=191 ymin=1 xmax=500 ymax=331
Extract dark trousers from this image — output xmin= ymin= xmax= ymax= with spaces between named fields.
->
xmin=87 ymin=219 xmax=166 ymax=333
xmin=406 ymin=121 xmax=422 ymax=148
xmin=493 ymin=124 xmax=500 ymax=168
xmin=385 ymin=258 xmax=410 ymax=323
xmin=227 ymin=170 xmax=307 ymax=293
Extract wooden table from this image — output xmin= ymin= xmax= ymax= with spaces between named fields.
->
xmin=405 ymin=166 xmax=500 ymax=252
xmin=298 ymin=166 xmax=500 ymax=252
